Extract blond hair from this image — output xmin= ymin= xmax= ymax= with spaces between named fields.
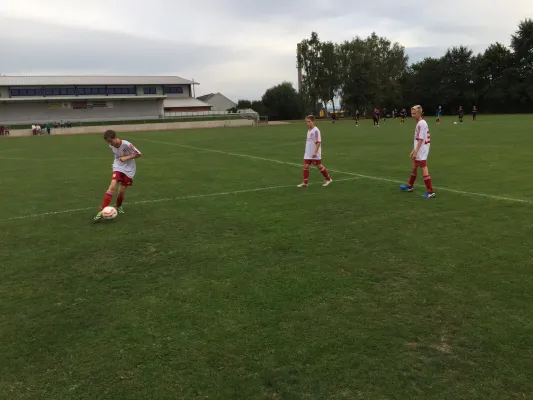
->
xmin=305 ymin=115 xmax=315 ymax=122
xmin=411 ymin=105 xmax=423 ymax=115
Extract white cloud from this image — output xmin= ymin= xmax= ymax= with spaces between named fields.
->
xmin=0 ymin=0 xmax=531 ymax=100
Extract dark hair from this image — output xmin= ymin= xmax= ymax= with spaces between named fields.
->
xmin=103 ymin=130 xmax=117 ymax=140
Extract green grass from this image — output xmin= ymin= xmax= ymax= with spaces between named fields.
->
xmin=1 ymin=115 xmax=532 ymax=399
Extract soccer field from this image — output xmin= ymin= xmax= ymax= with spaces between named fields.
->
xmin=1 ymin=115 xmax=532 ymax=399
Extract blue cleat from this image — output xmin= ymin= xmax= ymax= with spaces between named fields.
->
xmin=422 ymin=192 xmax=436 ymax=199
xmin=400 ymin=184 xmax=413 ymax=192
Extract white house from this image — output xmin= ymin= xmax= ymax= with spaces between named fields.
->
xmin=197 ymin=92 xmax=237 ymax=112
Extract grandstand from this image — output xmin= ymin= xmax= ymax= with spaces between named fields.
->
xmin=0 ymin=75 xmax=212 ymax=125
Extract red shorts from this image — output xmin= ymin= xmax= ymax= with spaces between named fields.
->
xmin=414 ymin=160 xmax=427 ymax=167
xmin=112 ymin=171 xmax=133 ymax=186
xmin=304 ymin=159 xmax=322 ymax=166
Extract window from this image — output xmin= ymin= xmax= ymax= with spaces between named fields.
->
xmin=43 ymin=87 xmax=75 ymax=96
xmin=45 ymin=88 xmax=60 ymax=96
xmin=77 ymin=87 xmax=107 ymax=95
xmin=107 ymin=86 xmax=136 ymax=95
xmin=107 ymin=86 xmax=135 ymax=95
xmin=143 ymin=87 xmax=157 ymax=95
xmin=10 ymin=87 xmax=46 ymax=97
xmin=163 ymin=86 xmax=183 ymax=94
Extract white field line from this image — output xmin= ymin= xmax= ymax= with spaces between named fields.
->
xmin=5 ymin=177 xmax=359 ymax=221
xmin=134 ymin=137 xmax=533 ymax=205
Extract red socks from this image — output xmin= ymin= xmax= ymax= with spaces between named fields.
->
xmin=101 ymin=191 xmax=114 ymax=210
xmin=116 ymin=192 xmax=124 ymax=207
xmin=319 ymin=167 xmax=331 ymax=181
xmin=303 ymin=168 xmax=310 ymax=184
xmin=408 ymin=172 xmax=417 ymax=188
xmin=423 ymin=175 xmax=434 ymax=193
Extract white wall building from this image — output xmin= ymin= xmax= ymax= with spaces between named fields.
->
xmin=0 ymin=75 xmax=211 ymax=125
xmin=196 ymin=92 xmax=237 ymax=112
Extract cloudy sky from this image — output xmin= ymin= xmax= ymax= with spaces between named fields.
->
xmin=0 ymin=0 xmax=531 ymax=101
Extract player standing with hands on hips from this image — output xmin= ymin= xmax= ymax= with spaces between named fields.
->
xmin=297 ymin=115 xmax=333 ymax=187
xmin=400 ymin=105 xmax=436 ymax=198
xmin=94 ymin=130 xmax=142 ymax=221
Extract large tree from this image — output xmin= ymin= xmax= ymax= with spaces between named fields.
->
xmin=476 ymin=43 xmax=514 ymax=112
xmin=261 ymin=81 xmax=303 ymax=121
xmin=297 ymin=32 xmax=322 ymax=115
xmin=289 ymin=20 xmax=533 ymax=119
xmin=511 ymin=18 xmax=533 ymax=110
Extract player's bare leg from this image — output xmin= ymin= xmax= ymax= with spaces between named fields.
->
xmin=316 ymin=163 xmax=333 ymax=187
xmin=297 ymin=163 xmax=311 ymax=187
xmin=94 ymin=180 xmax=118 ymax=221
xmin=421 ymin=165 xmax=435 ymax=198
xmin=115 ymin=184 xmax=127 ymax=213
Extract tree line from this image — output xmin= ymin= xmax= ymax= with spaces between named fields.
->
xmin=237 ymin=19 xmax=533 ymax=120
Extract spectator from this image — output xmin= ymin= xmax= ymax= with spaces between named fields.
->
xmin=46 ymin=122 xmax=51 ymax=135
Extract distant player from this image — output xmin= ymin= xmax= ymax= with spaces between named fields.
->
xmin=458 ymin=106 xmax=464 ymax=124
xmin=400 ymin=105 xmax=435 ymax=199
xmin=94 ymin=130 xmax=142 ymax=221
xmin=373 ymin=108 xmax=381 ymax=127
xmin=472 ymin=105 xmax=477 ymax=122
xmin=297 ymin=115 xmax=332 ymax=187
xmin=400 ymin=108 xmax=407 ymax=124
xmin=436 ymin=106 xmax=442 ymax=124
xmin=354 ymin=109 xmax=360 ymax=126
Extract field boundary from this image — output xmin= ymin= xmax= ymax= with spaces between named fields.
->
xmin=3 ymin=119 xmax=256 ymax=137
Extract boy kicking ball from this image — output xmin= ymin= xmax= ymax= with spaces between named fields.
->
xmin=297 ymin=115 xmax=333 ymax=187
xmin=94 ymin=130 xmax=142 ymax=221
xmin=400 ymin=105 xmax=435 ymax=199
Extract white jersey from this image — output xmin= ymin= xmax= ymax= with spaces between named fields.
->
xmin=414 ymin=119 xmax=431 ymax=161
xmin=304 ymin=126 xmax=322 ymax=160
xmin=111 ymin=140 xmax=141 ymax=178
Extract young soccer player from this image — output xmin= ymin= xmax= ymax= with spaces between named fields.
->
xmin=297 ymin=115 xmax=332 ymax=187
xmin=472 ymin=105 xmax=477 ymax=122
xmin=400 ymin=105 xmax=435 ymax=199
xmin=354 ymin=109 xmax=360 ymax=126
xmin=94 ymin=130 xmax=142 ymax=221
xmin=374 ymin=107 xmax=381 ymax=128
xmin=400 ymin=108 xmax=407 ymax=124
xmin=458 ymin=106 xmax=464 ymax=124
xmin=435 ymin=105 xmax=442 ymax=124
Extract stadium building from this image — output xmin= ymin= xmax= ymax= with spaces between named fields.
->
xmin=0 ymin=75 xmax=212 ymax=125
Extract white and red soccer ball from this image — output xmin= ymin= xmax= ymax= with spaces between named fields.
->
xmin=102 ymin=206 xmax=118 ymax=220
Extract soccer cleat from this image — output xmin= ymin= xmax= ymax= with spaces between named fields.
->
xmin=400 ymin=184 xmax=413 ymax=192
xmin=321 ymin=179 xmax=333 ymax=187
xmin=93 ymin=211 xmax=103 ymax=221
xmin=297 ymin=183 xmax=308 ymax=188
xmin=116 ymin=206 xmax=124 ymax=214
xmin=422 ymin=192 xmax=436 ymax=199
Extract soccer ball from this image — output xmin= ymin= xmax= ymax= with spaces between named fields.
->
xmin=454 ymin=122 xmax=457 ymax=125
xmin=102 ymin=206 xmax=118 ymax=220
